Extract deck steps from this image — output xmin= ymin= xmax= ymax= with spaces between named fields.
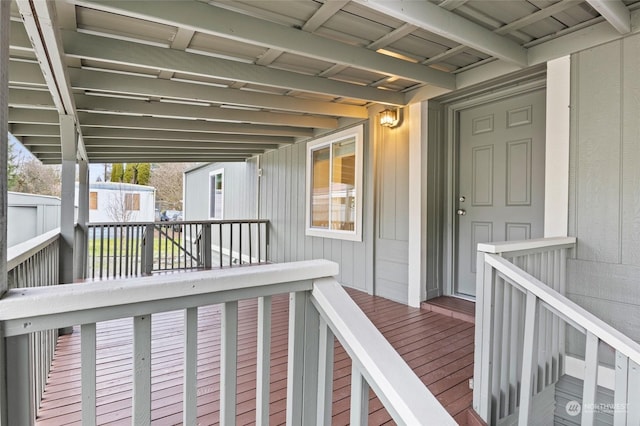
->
xmin=421 ymin=296 xmax=475 ymax=324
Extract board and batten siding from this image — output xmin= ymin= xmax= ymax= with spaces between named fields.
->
xmin=567 ymin=34 xmax=640 ymax=359
xmin=257 ymin=121 xmax=375 ymax=294
xmin=184 ymin=160 xmax=257 ymax=221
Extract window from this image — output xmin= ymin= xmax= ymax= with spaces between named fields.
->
xmin=209 ymin=169 xmax=224 ymax=219
xmin=306 ymin=125 xmax=363 ymax=241
xmin=124 ymin=193 xmax=140 ymax=211
xmin=89 ymin=191 xmax=98 ymax=210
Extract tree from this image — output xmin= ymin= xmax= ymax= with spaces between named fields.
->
xmin=111 ymin=163 xmax=124 ymax=182
xmin=150 ymin=163 xmax=191 ymax=211
xmin=105 ymin=187 xmax=134 ymax=222
xmin=10 ymin=158 xmax=61 ymax=196
xmin=122 ymin=163 xmax=151 ymax=185
xmin=7 ymin=142 xmax=19 ymax=189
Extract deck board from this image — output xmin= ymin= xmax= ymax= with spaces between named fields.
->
xmin=36 ymin=288 xmax=474 ymax=425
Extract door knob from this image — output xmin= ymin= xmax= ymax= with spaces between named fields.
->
xmin=457 ymin=209 xmax=466 ymax=216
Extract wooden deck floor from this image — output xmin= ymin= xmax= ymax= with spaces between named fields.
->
xmin=36 ymin=288 xmax=475 ymax=425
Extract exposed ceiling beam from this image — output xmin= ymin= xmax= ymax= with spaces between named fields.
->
xmin=15 ymin=0 xmax=87 ymax=160
xmin=85 ymin=148 xmax=262 ymax=157
xmin=68 ymin=68 xmax=367 ymax=118
xmin=8 ymin=59 xmax=46 ymax=86
xmin=18 ymin=137 xmax=61 ymax=146
xmin=302 ymin=0 xmax=349 ymax=32
xmin=10 ymin=123 xmax=59 ymax=136
xmin=585 ymin=0 xmax=631 ymax=34
xmin=81 ymin=127 xmax=290 ymax=145
xmin=62 ymin=30 xmax=406 ymax=106
xmin=85 ymin=154 xmax=251 ymax=162
xmin=438 ymin=0 xmax=470 ymax=11
xmin=77 ymin=113 xmax=314 ymax=138
xmin=352 ymin=0 xmax=528 ymax=67
xmin=367 ymin=23 xmax=419 ymax=51
xmin=8 ymin=20 xmax=32 ymax=51
xmin=9 ymin=88 xmax=56 ymax=109
xmin=71 ymin=0 xmax=455 ymax=90
xmin=495 ymin=0 xmax=583 ymax=35
xmin=74 ymin=95 xmax=339 ymax=129
xmin=8 ymin=108 xmax=59 ymax=124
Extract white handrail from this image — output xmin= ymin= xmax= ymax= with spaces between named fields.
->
xmin=477 ymin=236 xmax=576 ymax=254
xmin=7 ymin=227 xmax=60 ymax=271
xmin=485 ymin=253 xmax=640 ymax=365
xmin=0 ymin=260 xmax=337 ymax=325
xmin=311 ymin=278 xmax=456 ymax=425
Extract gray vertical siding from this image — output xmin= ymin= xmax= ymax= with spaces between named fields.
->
xmin=567 ymin=34 xmax=640 ymax=357
xmin=258 ymin=122 xmax=374 ymax=293
xmin=184 ymin=161 xmax=256 ymax=221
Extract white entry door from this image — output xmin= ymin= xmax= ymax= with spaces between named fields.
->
xmin=455 ymin=90 xmax=546 ymax=297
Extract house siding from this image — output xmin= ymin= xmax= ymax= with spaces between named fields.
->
xmin=257 ymin=121 xmax=374 ymax=293
xmin=183 ymin=161 xmax=257 ymax=221
xmin=567 ymin=34 xmax=640 ymax=361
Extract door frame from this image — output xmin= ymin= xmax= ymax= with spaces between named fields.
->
xmin=439 ymin=78 xmax=547 ymax=298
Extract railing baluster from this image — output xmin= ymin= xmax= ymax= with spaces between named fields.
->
xmin=229 ymin=223 xmax=233 ymax=267
xmin=220 ymin=301 xmax=238 ymax=424
xmin=491 ymin=276 xmax=504 ymax=422
xmin=582 ymin=331 xmax=599 ymax=426
xmin=256 ymin=296 xmax=271 ymax=426
xmin=203 ymin=223 xmax=212 ymax=269
xmin=81 ymin=323 xmax=97 ymax=426
xmin=317 ymin=318 xmax=334 ymax=425
xmin=350 ymin=365 xmax=369 ymax=426
xmin=286 ymin=291 xmax=306 ymax=424
xmin=614 ymin=351 xmax=628 ymax=426
xmin=133 ymin=315 xmax=152 ymax=425
xmin=477 ymin=254 xmax=495 ymax=421
xmin=628 ymin=360 xmax=640 ymax=424
xmin=249 ymin=223 xmax=253 ymax=265
xmin=518 ymin=291 xmax=539 ymax=426
xmin=219 ymin=223 xmax=223 ymax=268
xmin=6 ymin=334 xmax=34 ymax=426
xmin=183 ymin=308 xmax=198 ymax=425
xmin=499 ymin=280 xmax=511 ymax=418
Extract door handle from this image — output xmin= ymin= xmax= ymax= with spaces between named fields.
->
xmin=457 ymin=209 xmax=466 ymax=216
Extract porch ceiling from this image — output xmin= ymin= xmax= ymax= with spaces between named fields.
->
xmin=7 ymin=0 xmax=640 ymax=164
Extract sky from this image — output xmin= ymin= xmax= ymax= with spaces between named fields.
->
xmin=9 ymin=132 xmax=106 ymax=181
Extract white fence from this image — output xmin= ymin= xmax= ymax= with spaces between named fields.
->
xmin=0 ymin=260 xmax=454 ymax=425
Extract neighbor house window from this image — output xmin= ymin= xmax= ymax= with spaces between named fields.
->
xmin=89 ymin=191 xmax=98 ymax=210
xmin=209 ymin=169 xmax=224 ymax=219
xmin=124 ymin=193 xmax=140 ymax=211
xmin=306 ymin=125 xmax=363 ymax=241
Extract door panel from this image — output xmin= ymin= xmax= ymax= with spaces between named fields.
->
xmin=455 ymin=90 xmax=546 ymax=297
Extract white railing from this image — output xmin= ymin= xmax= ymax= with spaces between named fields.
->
xmin=6 ymin=228 xmax=61 ymax=421
xmin=0 ymin=260 xmax=455 ymax=425
xmin=475 ymin=237 xmax=640 ymax=425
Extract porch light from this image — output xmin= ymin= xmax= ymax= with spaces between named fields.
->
xmin=379 ymin=108 xmax=399 ymax=127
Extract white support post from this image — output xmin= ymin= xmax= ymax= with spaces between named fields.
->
xmin=582 ymin=331 xmax=599 ymax=426
xmin=6 ymin=334 xmax=34 ymax=426
xmin=183 ymin=308 xmax=198 ymax=425
xmin=75 ymin=159 xmax=89 ymax=280
xmin=0 ymin=1 xmax=10 ymax=423
xmin=316 ymin=318 xmax=334 ymax=426
xmin=81 ymin=323 xmax=97 ymax=426
xmin=59 ymin=115 xmax=77 ymax=285
xmin=477 ymin=255 xmax=496 ymax=421
xmin=220 ymin=301 xmax=238 ymax=425
xmin=302 ymin=291 xmax=320 ymax=425
xmin=350 ymin=365 xmax=369 ymax=426
xmin=518 ymin=291 xmax=539 ymax=426
xmin=133 ymin=315 xmax=152 ymax=425
xmin=256 ymin=296 xmax=271 ymax=426
xmin=628 ymin=361 xmax=640 ymax=425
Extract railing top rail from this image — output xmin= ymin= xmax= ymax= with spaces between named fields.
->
xmin=87 ymin=219 xmax=269 ymax=227
xmin=311 ymin=278 xmax=456 ymax=425
xmin=7 ymin=228 xmax=60 ymax=271
xmin=477 ymin=236 xmax=576 ymax=255
xmin=0 ymin=260 xmax=338 ymax=324
xmin=485 ymin=253 xmax=640 ymax=365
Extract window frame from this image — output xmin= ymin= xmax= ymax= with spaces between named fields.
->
xmin=208 ymin=168 xmax=224 ymax=220
xmin=89 ymin=191 xmax=98 ymax=210
xmin=305 ymin=125 xmax=364 ymax=242
xmin=124 ymin=193 xmax=140 ymax=211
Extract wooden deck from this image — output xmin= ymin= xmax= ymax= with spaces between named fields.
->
xmin=36 ymin=288 xmax=475 ymax=425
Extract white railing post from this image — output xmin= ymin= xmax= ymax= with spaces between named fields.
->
xmin=6 ymin=334 xmax=34 ymax=426
xmin=477 ymin=253 xmax=496 ymax=422
xmin=202 ymin=223 xmax=212 ymax=269
xmin=183 ymin=307 xmax=198 ymax=425
xmin=142 ymin=224 xmax=155 ymax=275
xmin=220 ymin=301 xmax=238 ymax=425
xmin=256 ymin=296 xmax=271 ymax=426
xmin=133 ymin=315 xmax=152 ymax=425
xmin=581 ymin=331 xmax=599 ymax=426
xmin=350 ymin=365 xmax=369 ymax=426
xmin=316 ymin=318 xmax=334 ymax=426
xmin=81 ymin=323 xmax=97 ymax=426
xmin=518 ymin=291 xmax=539 ymax=426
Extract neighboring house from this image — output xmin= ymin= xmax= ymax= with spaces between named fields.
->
xmin=75 ymin=182 xmax=156 ymax=223
xmin=7 ymin=192 xmax=61 ymax=247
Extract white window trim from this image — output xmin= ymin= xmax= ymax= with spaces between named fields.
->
xmin=208 ymin=168 xmax=224 ymax=220
xmin=305 ymin=125 xmax=364 ymax=242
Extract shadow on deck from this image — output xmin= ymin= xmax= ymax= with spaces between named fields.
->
xmin=37 ymin=288 xmax=475 ymax=425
